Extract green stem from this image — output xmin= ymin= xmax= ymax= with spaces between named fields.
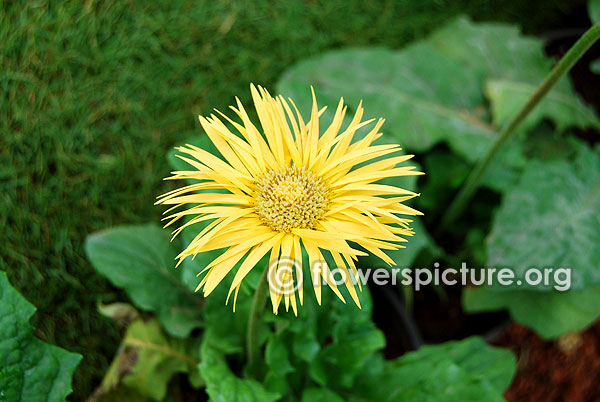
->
xmin=439 ymin=23 xmax=600 ymax=230
xmin=246 ymin=266 xmax=270 ymax=368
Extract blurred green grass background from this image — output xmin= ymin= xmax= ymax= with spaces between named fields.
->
xmin=0 ymin=0 xmax=585 ymax=398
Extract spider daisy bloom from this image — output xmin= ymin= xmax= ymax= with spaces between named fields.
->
xmin=157 ymin=84 xmax=422 ymax=314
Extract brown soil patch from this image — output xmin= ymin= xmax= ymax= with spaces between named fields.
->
xmin=494 ymin=320 xmax=600 ymax=402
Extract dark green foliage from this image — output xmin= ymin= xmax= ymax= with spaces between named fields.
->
xmin=278 ymin=16 xmax=600 ymax=341
xmin=85 ymin=224 xmax=204 ymax=337
xmin=197 ymin=271 xmax=514 ymax=401
xmin=349 ymin=337 xmax=516 ymax=401
xmin=464 ymin=144 xmax=600 ymax=338
xmin=0 ymin=272 xmax=81 ymax=402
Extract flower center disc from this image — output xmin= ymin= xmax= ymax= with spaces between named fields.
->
xmin=254 ymin=166 xmax=329 ymax=233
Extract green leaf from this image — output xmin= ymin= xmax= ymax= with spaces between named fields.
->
xmin=589 ymin=0 xmax=600 ymax=24
xmin=464 ymin=143 xmax=600 ymax=338
xmin=277 ymin=17 xmax=596 ymax=197
xmin=278 ymin=43 xmax=496 ymax=163
xmin=308 ymin=302 xmax=386 ymax=388
xmin=196 ymin=272 xmax=283 ymax=400
xmin=263 ymin=285 xmax=385 ymax=395
xmin=198 ymin=275 xmax=514 ymax=401
xmin=482 ymin=137 xmax=529 ymax=193
xmin=485 ymin=79 xmax=599 ymax=133
xmin=0 ymin=271 xmax=81 ymax=402
xmin=521 ymin=122 xmax=583 ymax=162
xmin=199 ymin=339 xmax=280 ymax=402
xmin=263 ymin=335 xmax=295 ymax=396
xmin=352 ymin=337 xmax=516 ymax=401
xmin=591 ymin=58 xmax=600 ymax=74
xmin=428 ymin=17 xmax=553 ymax=85
xmin=483 ymin=122 xmax=580 ymax=192
xmin=301 ymin=388 xmax=345 ymax=402
xmin=202 ymin=294 xmax=250 ymax=356
xmin=486 ymin=144 xmax=600 ymax=291
xmin=200 ymin=275 xmax=386 ymax=399
xmin=85 ymin=224 xmax=203 ymax=337
xmin=121 ymin=319 xmax=200 ymax=400
xmin=429 ymin=17 xmax=598 ymax=133
xmin=464 ymin=286 xmax=600 ymax=339
xmin=420 ymin=150 xmax=470 ymax=211
xmin=95 ymin=318 xmax=201 ymax=401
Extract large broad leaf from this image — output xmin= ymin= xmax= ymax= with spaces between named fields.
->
xmin=85 ymin=224 xmax=203 ymax=337
xmin=464 ymin=286 xmax=600 ymax=339
xmin=0 ymin=271 xmax=81 ymax=402
xmin=276 ymin=32 xmax=524 ymax=194
xmin=299 ymin=338 xmax=516 ymax=401
xmin=95 ymin=318 xmax=201 ymax=401
xmin=278 ymin=43 xmax=496 ymax=163
xmin=428 ymin=17 xmax=553 ymax=84
xmin=486 ymin=79 xmax=600 ymax=134
xmin=486 ymin=144 xmax=600 ymax=290
xmin=122 ymin=319 xmax=201 ymax=398
xmin=484 ymin=123 xmax=584 ymax=192
xmin=429 ymin=17 xmax=599 ymax=132
xmin=464 ymin=144 xmax=600 ymax=338
xmin=351 ymin=337 xmax=516 ymax=402
xmin=279 ymin=16 xmax=585 ymax=162
xmin=278 ymin=17 xmax=598 ymax=197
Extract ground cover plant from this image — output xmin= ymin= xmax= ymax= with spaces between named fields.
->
xmin=2 ymin=0 xmax=600 ymax=401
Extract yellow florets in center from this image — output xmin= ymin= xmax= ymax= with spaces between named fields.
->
xmin=254 ymin=166 xmax=330 ymax=233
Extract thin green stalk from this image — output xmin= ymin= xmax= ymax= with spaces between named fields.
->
xmin=439 ymin=23 xmax=600 ymax=230
xmin=246 ymin=266 xmax=270 ymax=368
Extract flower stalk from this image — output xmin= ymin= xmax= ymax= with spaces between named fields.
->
xmin=247 ymin=267 xmax=270 ymax=368
xmin=440 ymin=22 xmax=600 ymax=230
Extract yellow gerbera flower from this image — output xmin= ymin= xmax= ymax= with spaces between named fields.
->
xmin=157 ymin=84 xmax=422 ymax=314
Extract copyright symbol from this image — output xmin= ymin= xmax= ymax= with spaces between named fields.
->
xmin=268 ymin=258 xmax=302 ymax=295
